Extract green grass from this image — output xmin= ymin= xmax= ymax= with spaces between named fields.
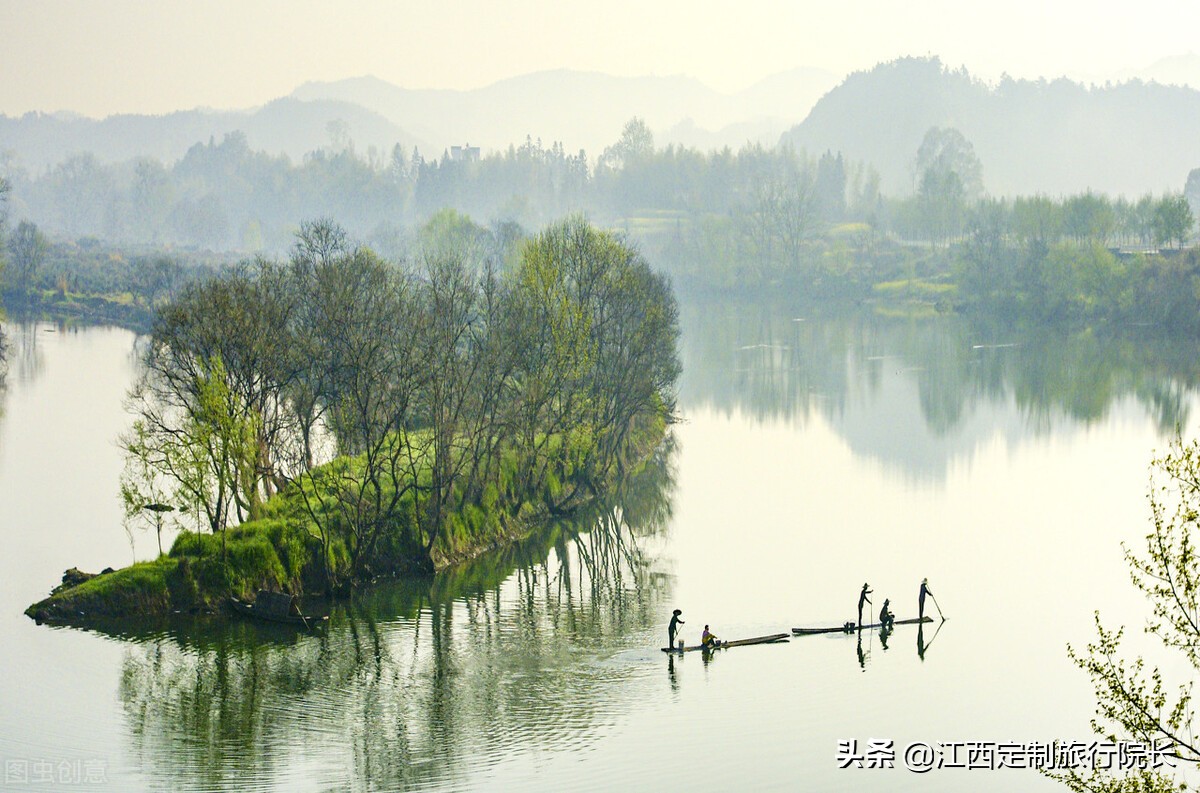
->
xmin=25 ymin=558 xmax=177 ymax=621
xmin=873 ymin=278 xmax=957 ymax=298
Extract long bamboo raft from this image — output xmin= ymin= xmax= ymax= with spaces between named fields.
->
xmin=660 ymin=632 xmax=789 ymax=653
xmin=792 ymin=616 xmax=932 ymax=635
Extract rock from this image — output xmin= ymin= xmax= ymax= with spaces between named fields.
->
xmin=51 ymin=567 xmax=97 ymax=595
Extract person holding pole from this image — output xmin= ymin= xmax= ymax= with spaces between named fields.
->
xmin=857 ymin=583 xmax=872 ymax=628
xmin=668 ymin=609 xmax=685 ymax=650
xmin=919 ymin=578 xmax=943 ymax=621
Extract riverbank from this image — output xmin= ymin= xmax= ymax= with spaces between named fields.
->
xmin=4 ymin=290 xmax=155 ymax=332
xmin=25 ymin=416 xmax=669 ymax=626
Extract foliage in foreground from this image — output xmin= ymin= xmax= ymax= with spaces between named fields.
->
xmin=1056 ymin=436 xmax=1200 ymax=792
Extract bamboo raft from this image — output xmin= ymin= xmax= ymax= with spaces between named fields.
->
xmin=660 ymin=632 xmax=790 ymax=653
xmin=791 ymin=616 xmax=932 ymax=635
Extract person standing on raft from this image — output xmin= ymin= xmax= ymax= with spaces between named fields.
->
xmin=857 ymin=583 xmax=873 ymax=628
xmin=919 ymin=578 xmax=942 ymax=621
xmin=668 ymin=609 xmax=685 ymax=648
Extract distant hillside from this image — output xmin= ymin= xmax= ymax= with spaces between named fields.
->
xmin=0 ymin=98 xmax=424 ymax=172
xmin=781 ymin=57 xmax=1200 ymax=197
xmin=292 ymin=68 xmax=838 ymax=157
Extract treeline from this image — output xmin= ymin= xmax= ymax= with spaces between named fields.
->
xmin=3 ymin=122 xmax=880 ymax=256
xmin=121 ymin=215 xmax=680 ymax=589
xmin=956 ymin=198 xmax=1200 ymax=329
xmin=6 ymin=121 xmax=1199 ymax=325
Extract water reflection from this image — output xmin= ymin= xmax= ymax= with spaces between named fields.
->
xmin=681 ymin=298 xmax=1200 ymax=479
xmin=3 ymin=322 xmax=47 ymax=387
xmin=916 ymin=620 xmax=945 ymax=663
xmin=108 ymin=437 xmax=677 ymax=791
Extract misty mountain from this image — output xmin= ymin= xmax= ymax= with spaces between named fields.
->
xmin=1126 ymin=52 xmax=1200 ymax=90
xmin=782 ymin=57 xmax=1200 ymax=197
xmin=291 ymin=68 xmax=838 ymax=157
xmin=0 ymin=98 xmax=424 ymax=173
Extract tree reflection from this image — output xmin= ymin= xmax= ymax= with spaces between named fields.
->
xmin=681 ymin=296 xmax=1200 ymax=476
xmin=111 ymin=435 xmax=677 ymax=791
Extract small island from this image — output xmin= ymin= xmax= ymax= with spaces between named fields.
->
xmin=27 ymin=215 xmax=680 ymax=625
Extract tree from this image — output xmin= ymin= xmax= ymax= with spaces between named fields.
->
xmin=599 ymin=117 xmax=654 ymax=171
xmin=508 ymin=216 xmax=679 ymax=501
xmin=119 ymin=417 xmax=183 ymax=557
xmin=913 ymin=127 xmax=984 ymax=245
xmin=130 ymin=158 xmax=173 ymax=244
xmin=0 ymin=175 xmax=10 ymax=273
xmin=745 ymin=147 xmax=818 ymax=272
xmin=815 ymin=150 xmax=847 ymax=223
xmin=141 ymin=261 xmax=296 ymax=522
xmin=7 ymin=220 xmax=48 ymax=299
xmin=1185 ymin=168 xmax=1200 ymax=222
xmin=288 ymin=233 xmax=427 ymax=581
xmin=917 ymin=167 xmax=966 ymax=247
xmin=1063 ymin=191 xmax=1116 ymax=245
xmin=1012 ymin=195 xmax=1064 ymax=251
xmin=1061 ymin=435 xmax=1200 ymax=792
xmin=409 ymin=248 xmax=486 ymax=556
xmin=123 ymin=356 xmax=260 ymax=556
xmin=1152 ymin=195 xmax=1194 ymax=249
xmin=914 ymin=127 xmax=984 ymax=200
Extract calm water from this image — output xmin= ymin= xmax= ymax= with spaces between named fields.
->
xmin=2 ymin=307 xmax=1198 ymax=792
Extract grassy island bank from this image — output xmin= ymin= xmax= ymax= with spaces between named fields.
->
xmin=27 ymin=215 xmax=680 ymax=626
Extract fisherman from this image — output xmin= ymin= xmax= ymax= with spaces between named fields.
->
xmin=857 ymin=583 xmax=873 ymax=628
xmin=668 ymin=608 xmax=685 ymax=649
xmin=919 ymin=578 xmax=934 ymax=621
xmin=701 ymin=624 xmax=720 ymax=648
xmin=879 ymin=598 xmax=894 ymax=629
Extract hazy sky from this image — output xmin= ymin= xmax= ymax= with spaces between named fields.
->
xmin=2 ymin=0 xmax=1199 ymax=117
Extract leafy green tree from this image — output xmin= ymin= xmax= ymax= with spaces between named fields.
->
xmin=119 ymin=418 xmax=183 ymax=557
xmin=1153 ymin=194 xmax=1194 ymax=249
xmin=143 ymin=261 xmax=296 ymax=515
xmin=509 ymin=216 xmax=679 ymax=497
xmin=1060 ymin=435 xmax=1200 ymax=792
xmin=1063 ymin=191 xmax=1116 ymax=245
xmin=1012 ymin=194 xmax=1064 ymax=250
xmin=1133 ymin=195 xmax=1158 ymax=247
xmin=123 ymin=356 xmax=260 ymax=556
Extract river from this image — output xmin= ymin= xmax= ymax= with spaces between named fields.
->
xmin=1 ymin=303 xmax=1196 ymax=791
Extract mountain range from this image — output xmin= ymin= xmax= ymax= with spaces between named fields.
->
xmin=291 ymin=67 xmax=838 ymax=157
xmin=3 ymin=60 xmax=1200 ymax=198
xmin=0 ymin=97 xmax=423 ymax=174
xmin=782 ymin=57 xmax=1200 ymax=197
xmin=0 ymin=68 xmax=837 ymax=174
